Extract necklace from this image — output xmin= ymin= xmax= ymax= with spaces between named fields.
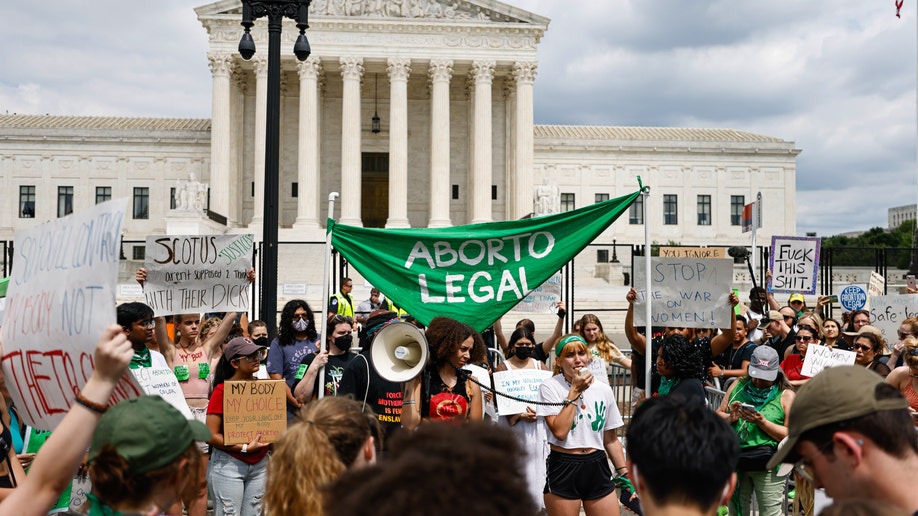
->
xmin=563 ymin=375 xmax=586 ymax=410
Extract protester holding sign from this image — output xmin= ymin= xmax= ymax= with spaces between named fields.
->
xmin=293 ymin=315 xmax=356 ymax=401
xmin=0 ymin=382 xmax=26 ymax=499
xmin=780 ymin=326 xmax=818 ymax=387
xmin=402 ymin=317 xmax=486 ymax=430
xmin=885 ymin=317 xmax=918 ymax=370
xmin=884 ymin=337 xmax=918 ymax=424
xmin=494 ymin=301 xmax=566 ymax=364
xmin=850 ymin=327 xmax=891 ymax=379
xmin=267 ymin=299 xmax=319 ymax=422
xmin=494 ymin=327 xmax=550 ymax=511
xmin=655 ymin=334 xmax=707 ymax=403
xmin=207 ymin=337 xmax=271 ymax=516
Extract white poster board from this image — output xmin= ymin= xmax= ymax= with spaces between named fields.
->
xmin=464 ymin=364 xmax=496 ymax=421
xmin=633 ymin=258 xmax=733 ymax=328
xmin=131 ymin=366 xmax=194 ymax=419
xmin=768 ymin=236 xmax=820 ymax=294
xmin=513 ymin=272 xmax=562 ymax=313
xmin=800 ymin=344 xmax=856 ymax=377
xmin=869 ymin=294 xmax=918 ymax=343
xmin=492 ymin=369 xmax=552 ymax=416
xmin=143 ymin=234 xmax=254 ymax=316
xmin=0 ymin=199 xmax=144 ymax=430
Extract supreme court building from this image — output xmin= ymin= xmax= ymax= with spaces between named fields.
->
xmin=0 ymin=0 xmax=800 ymax=307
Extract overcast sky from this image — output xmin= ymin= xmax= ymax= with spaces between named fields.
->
xmin=2 ymin=1 xmax=915 ymax=237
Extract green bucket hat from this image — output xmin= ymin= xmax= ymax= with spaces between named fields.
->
xmin=89 ymin=395 xmax=211 ymax=474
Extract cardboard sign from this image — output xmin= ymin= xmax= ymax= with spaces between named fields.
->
xmin=768 ymin=236 xmax=820 ymax=294
xmin=1 ymin=199 xmax=144 ymax=431
xmin=633 ymin=258 xmax=733 ymax=328
xmin=492 ymin=369 xmax=552 ymax=416
xmin=800 ymin=344 xmax=856 ymax=377
xmin=223 ymin=380 xmax=286 ymax=445
xmin=659 ymin=247 xmax=725 ymax=259
xmin=869 ymin=294 xmax=918 ymax=342
xmin=513 ymin=272 xmax=562 ymax=313
xmin=143 ymin=234 xmax=254 ymax=316
xmin=131 ymin=366 xmax=193 ymax=419
xmin=868 ymin=272 xmax=885 ymax=297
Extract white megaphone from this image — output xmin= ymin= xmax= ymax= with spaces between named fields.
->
xmin=371 ymin=321 xmax=429 ymax=383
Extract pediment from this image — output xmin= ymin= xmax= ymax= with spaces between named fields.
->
xmin=196 ymin=0 xmax=549 ymax=25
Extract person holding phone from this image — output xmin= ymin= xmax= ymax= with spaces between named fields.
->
xmin=717 ymin=346 xmax=795 ymax=516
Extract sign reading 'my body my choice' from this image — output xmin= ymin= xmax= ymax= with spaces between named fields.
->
xmin=632 ymin=258 xmax=733 ymax=329
xmin=143 ymin=234 xmax=254 ymax=316
xmin=1 ymin=199 xmax=144 ymax=430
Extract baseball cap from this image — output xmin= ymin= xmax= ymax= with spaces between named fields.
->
xmin=766 ymin=366 xmax=908 ymax=469
xmin=224 ymin=336 xmax=267 ymax=360
xmin=760 ymin=310 xmax=784 ymax=325
xmin=747 ymin=346 xmax=780 ymax=381
xmin=842 ymin=324 xmax=882 ymax=338
xmin=90 ymin=396 xmax=211 ymax=474
xmin=788 ymin=293 xmax=805 ymax=304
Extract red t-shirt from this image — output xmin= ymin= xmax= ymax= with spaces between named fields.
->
xmin=208 ymin=383 xmax=270 ymax=464
xmin=780 ymin=354 xmax=810 ymax=382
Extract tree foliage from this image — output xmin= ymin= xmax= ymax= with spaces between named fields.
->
xmin=821 ymin=220 xmax=916 ymax=268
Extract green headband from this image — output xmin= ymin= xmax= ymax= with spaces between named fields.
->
xmin=555 ymin=335 xmax=587 ymax=357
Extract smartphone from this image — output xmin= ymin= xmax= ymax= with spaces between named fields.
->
xmin=827 ymin=294 xmax=838 ymax=303
xmin=739 ymin=403 xmax=757 ymax=413
xmin=908 ymin=275 xmax=916 ymax=290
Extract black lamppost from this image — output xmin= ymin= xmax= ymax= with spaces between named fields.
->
xmin=238 ymin=0 xmax=312 ymax=339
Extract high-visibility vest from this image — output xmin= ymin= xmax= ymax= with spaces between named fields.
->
xmin=330 ymin=291 xmax=355 ymax=318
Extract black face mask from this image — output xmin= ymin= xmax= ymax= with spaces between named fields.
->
xmin=253 ymin=336 xmax=269 ymax=348
xmin=514 ymin=346 xmax=534 ymax=360
xmin=334 ymin=334 xmax=353 ymax=350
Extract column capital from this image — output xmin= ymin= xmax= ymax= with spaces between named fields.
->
xmin=386 ymin=58 xmax=412 ymax=82
xmin=207 ymin=53 xmax=234 ymax=77
xmin=296 ymin=56 xmax=323 ymax=80
xmin=339 ymin=56 xmax=365 ymax=80
xmin=252 ymin=55 xmax=269 ymax=78
xmin=471 ymin=60 xmax=496 ymax=83
xmin=231 ymin=68 xmax=248 ymax=94
xmin=512 ymin=61 xmax=538 ymax=84
xmin=428 ymin=58 xmax=454 ymax=82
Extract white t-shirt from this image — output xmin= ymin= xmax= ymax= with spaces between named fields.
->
xmin=151 ymin=349 xmax=169 ymax=369
xmin=537 ymin=374 xmax=623 ymax=451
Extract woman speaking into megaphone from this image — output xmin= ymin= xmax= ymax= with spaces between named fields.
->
xmin=401 ymin=317 xmax=488 ymax=430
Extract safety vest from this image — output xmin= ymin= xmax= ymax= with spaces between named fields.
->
xmin=384 ymin=297 xmax=408 ymax=317
xmin=330 ymin=292 xmax=355 ymax=318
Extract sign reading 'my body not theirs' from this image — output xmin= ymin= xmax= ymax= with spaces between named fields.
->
xmin=768 ymin=236 xmax=821 ymax=295
xmin=143 ymin=234 xmax=254 ymax=316
xmin=633 ymin=258 xmax=733 ymax=328
xmin=1 ymin=199 xmax=144 ymax=430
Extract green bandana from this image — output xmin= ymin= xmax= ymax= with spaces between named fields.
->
xmin=555 ymin=335 xmax=587 ymax=357
xmin=657 ymin=376 xmax=680 ymax=397
xmin=129 ymin=347 xmax=152 ymax=370
xmin=743 ymin=381 xmax=779 ymax=407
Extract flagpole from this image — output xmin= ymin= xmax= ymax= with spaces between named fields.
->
xmin=318 ymin=192 xmax=339 ymax=400
xmin=641 ymin=182 xmax=652 ymax=397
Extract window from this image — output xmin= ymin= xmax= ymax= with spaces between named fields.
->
xmin=491 ymin=185 xmax=498 ymax=201
xmin=169 ymin=187 xmax=177 ymax=209
xmin=132 ymin=246 xmax=146 ymax=260
xmin=133 ymin=187 xmax=149 ymax=219
xmin=629 ymin=195 xmax=643 ymax=224
xmin=96 ymin=186 xmax=112 ymax=205
xmin=58 ymin=186 xmax=74 ymax=217
xmin=697 ymin=195 xmax=711 ymax=226
xmin=292 ymin=182 xmax=299 ymax=198
xmin=597 ymin=249 xmax=609 ymax=262
xmin=731 ymin=196 xmax=745 ymax=226
xmin=19 ymin=186 xmax=35 ymax=218
xmin=595 ymin=193 xmax=609 ymax=203
xmin=451 ymin=184 xmax=459 ymax=200
xmin=664 ymin=195 xmax=678 ymax=225
xmin=560 ymin=193 xmax=575 ymax=212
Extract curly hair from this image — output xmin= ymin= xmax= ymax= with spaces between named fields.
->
xmin=278 ymin=299 xmax=317 ymax=345
xmin=198 ymin=316 xmax=222 ymax=343
xmin=659 ymin=333 xmax=706 ymax=380
xmin=265 ymin=397 xmax=377 ymax=516
xmin=578 ymin=314 xmax=617 ymax=363
xmin=855 ymin=332 xmax=886 ymax=354
xmin=89 ymin=443 xmax=203 ymax=509
xmin=424 ymin=317 xmax=486 ymax=367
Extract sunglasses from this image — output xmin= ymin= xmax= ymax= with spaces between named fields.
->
xmin=236 ymin=349 xmax=268 ymax=363
xmin=795 ymin=335 xmax=814 ymax=342
xmin=852 ymin=344 xmax=873 ymax=352
xmin=899 ymin=331 xmax=915 ymax=340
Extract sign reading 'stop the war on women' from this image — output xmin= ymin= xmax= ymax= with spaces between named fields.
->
xmin=632 ymin=257 xmax=733 ymax=328
xmin=143 ymin=234 xmax=254 ymax=316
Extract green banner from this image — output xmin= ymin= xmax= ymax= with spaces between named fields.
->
xmin=330 ymin=190 xmax=640 ymax=331
xmin=0 ymin=277 xmax=7 ymax=298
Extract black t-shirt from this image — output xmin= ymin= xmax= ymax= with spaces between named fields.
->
xmin=668 ymin=377 xmax=706 ymax=404
xmin=632 ymin=336 xmax=663 ymax=395
xmin=767 ymin=329 xmax=796 ymax=359
xmin=294 ymin=352 xmax=355 ymax=398
xmin=338 ymin=351 xmax=403 ymax=447
xmin=716 ymin=341 xmax=756 ymax=371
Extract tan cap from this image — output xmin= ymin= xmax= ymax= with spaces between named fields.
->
xmin=842 ymin=324 xmax=882 ymax=338
xmin=766 ymin=365 xmax=907 ymax=469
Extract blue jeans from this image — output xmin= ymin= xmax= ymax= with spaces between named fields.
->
xmin=208 ymin=449 xmax=268 ymax=516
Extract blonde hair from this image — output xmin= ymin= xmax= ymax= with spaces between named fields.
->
xmin=552 ymin=334 xmax=589 ymax=375
xmin=577 ymin=314 xmax=616 ymax=363
xmin=198 ymin=316 xmax=222 ymax=344
xmin=265 ymin=397 xmax=375 ymax=516
xmin=904 ymin=336 xmax=918 ymax=367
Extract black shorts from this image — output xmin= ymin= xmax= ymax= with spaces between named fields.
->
xmin=544 ymin=449 xmax=615 ymax=501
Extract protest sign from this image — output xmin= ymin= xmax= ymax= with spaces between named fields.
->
xmin=659 ymin=247 xmax=725 ymax=259
xmin=869 ymin=294 xmax=918 ymax=342
xmin=837 ymin=284 xmax=868 ymax=312
xmin=223 ymin=380 xmax=286 ymax=445
xmin=632 ymin=258 xmax=733 ymax=328
xmin=464 ymin=363 xmax=496 ymax=421
xmin=131 ymin=366 xmax=194 ymax=419
xmin=492 ymin=369 xmax=552 ymax=416
xmin=768 ymin=236 xmax=820 ymax=294
xmin=1 ymin=199 xmax=144 ymax=431
xmin=868 ymin=272 xmax=885 ymax=297
xmin=330 ymin=190 xmax=640 ymax=331
xmin=513 ymin=272 xmax=562 ymax=313
xmin=143 ymin=234 xmax=254 ymax=316
xmin=800 ymin=344 xmax=856 ymax=377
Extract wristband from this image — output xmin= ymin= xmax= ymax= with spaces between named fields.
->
xmin=241 ymin=444 xmax=249 ymax=454
xmin=73 ymin=393 xmax=108 ymax=414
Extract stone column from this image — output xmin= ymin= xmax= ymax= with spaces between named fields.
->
xmin=208 ymin=52 xmax=234 ymax=224
xmin=512 ymin=62 xmax=537 ymax=220
xmin=339 ymin=57 xmax=364 ymax=226
xmin=470 ymin=60 xmax=495 ymax=224
xmin=250 ymin=55 xmax=268 ymax=229
xmin=428 ymin=59 xmax=453 ymax=228
xmin=293 ymin=56 xmax=323 ymax=229
xmin=386 ymin=58 xmax=411 ymax=228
